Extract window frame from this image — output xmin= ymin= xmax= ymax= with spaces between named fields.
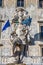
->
xmin=38 ymin=21 xmax=43 ymax=40
xmin=0 ymin=0 xmax=4 ymax=7
xmin=42 ymin=48 xmax=43 ymax=56
xmin=17 ymin=0 xmax=24 ymax=7
xmin=38 ymin=0 xmax=43 ymax=8
xmin=0 ymin=22 xmax=2 ymax=39
xmin=40 ymin=26 xmax=43 ymax=39
xmin=0 ymin=0 xmax=2 ymax=7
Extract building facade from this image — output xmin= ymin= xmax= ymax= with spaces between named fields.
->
xmin=0 ymin=0 xmax=43 ymax=64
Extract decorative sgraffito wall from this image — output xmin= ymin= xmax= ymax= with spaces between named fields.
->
xmin=0 ymin=0 xmax=43 ymax=64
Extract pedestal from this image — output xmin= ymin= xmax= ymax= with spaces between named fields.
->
xmin=7 ymin=63 xmax=26 ymax=65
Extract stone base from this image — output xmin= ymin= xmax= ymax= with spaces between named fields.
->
xmin=7 ymin=63 xmax=26 ymax=65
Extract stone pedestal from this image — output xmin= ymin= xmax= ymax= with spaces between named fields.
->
xmin=7 ymin=63 xmax=26 ymax=65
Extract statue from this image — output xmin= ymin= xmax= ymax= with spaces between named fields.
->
xmin=10 ymin=8 xmax=32 ymax=64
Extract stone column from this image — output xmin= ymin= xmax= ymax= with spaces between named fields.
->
xmin=14 ymin=0 xmax=17 ymax=8
xmin=25 ymin=0 xmax=31 ymax=8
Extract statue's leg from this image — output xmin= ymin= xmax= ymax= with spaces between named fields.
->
xmin=18 ymin=51 xmax=21 ymax=63
xmin=23 ymin=45 xmax=28 ymax=57
xmin=23 ymin=45 xmax=26 ymax=56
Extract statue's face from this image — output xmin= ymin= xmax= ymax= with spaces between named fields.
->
xmin=18 ymin=11 xmax=22 ymax=16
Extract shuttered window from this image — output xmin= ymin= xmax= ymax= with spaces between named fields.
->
xmin=42 ymin=48 xmax=43 ymax=56
xmin=40 ymin=26 xmax=43 ymax=39
xmin=39 ymin=0 xmax=43 ymax=8
xmin=0 ymin=0 xmax=2 ymax=7
xmin=17 ymin=0 xmax=24 ymax=7
xmin=0 ymin=22 xmax=2 ymax=38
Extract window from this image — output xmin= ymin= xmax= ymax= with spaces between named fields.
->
xmin=0 ymin=22 xmax=2 ymax=38
xmin=40 ymin=26 xmax=43 ymax=39
xmin=42 ymin=48 xmax=43 ymax=56
xmin=39 ymin=0 xmax=43 ymax=8
xmin=0 ymin=0 xmax=2 ymax=7
xmin=17 ymin=0 xmax=24 ymax=7
xmin=41 ymin=48 xmax=43 ymax=63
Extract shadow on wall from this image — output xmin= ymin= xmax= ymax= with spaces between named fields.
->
xmin=34 ymin=32 xmax=43 ymax=42
xmin=30 ymin=32 xmax=43 ymax=45
xmin=29 ymin=36 xmax=35 ymax=45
